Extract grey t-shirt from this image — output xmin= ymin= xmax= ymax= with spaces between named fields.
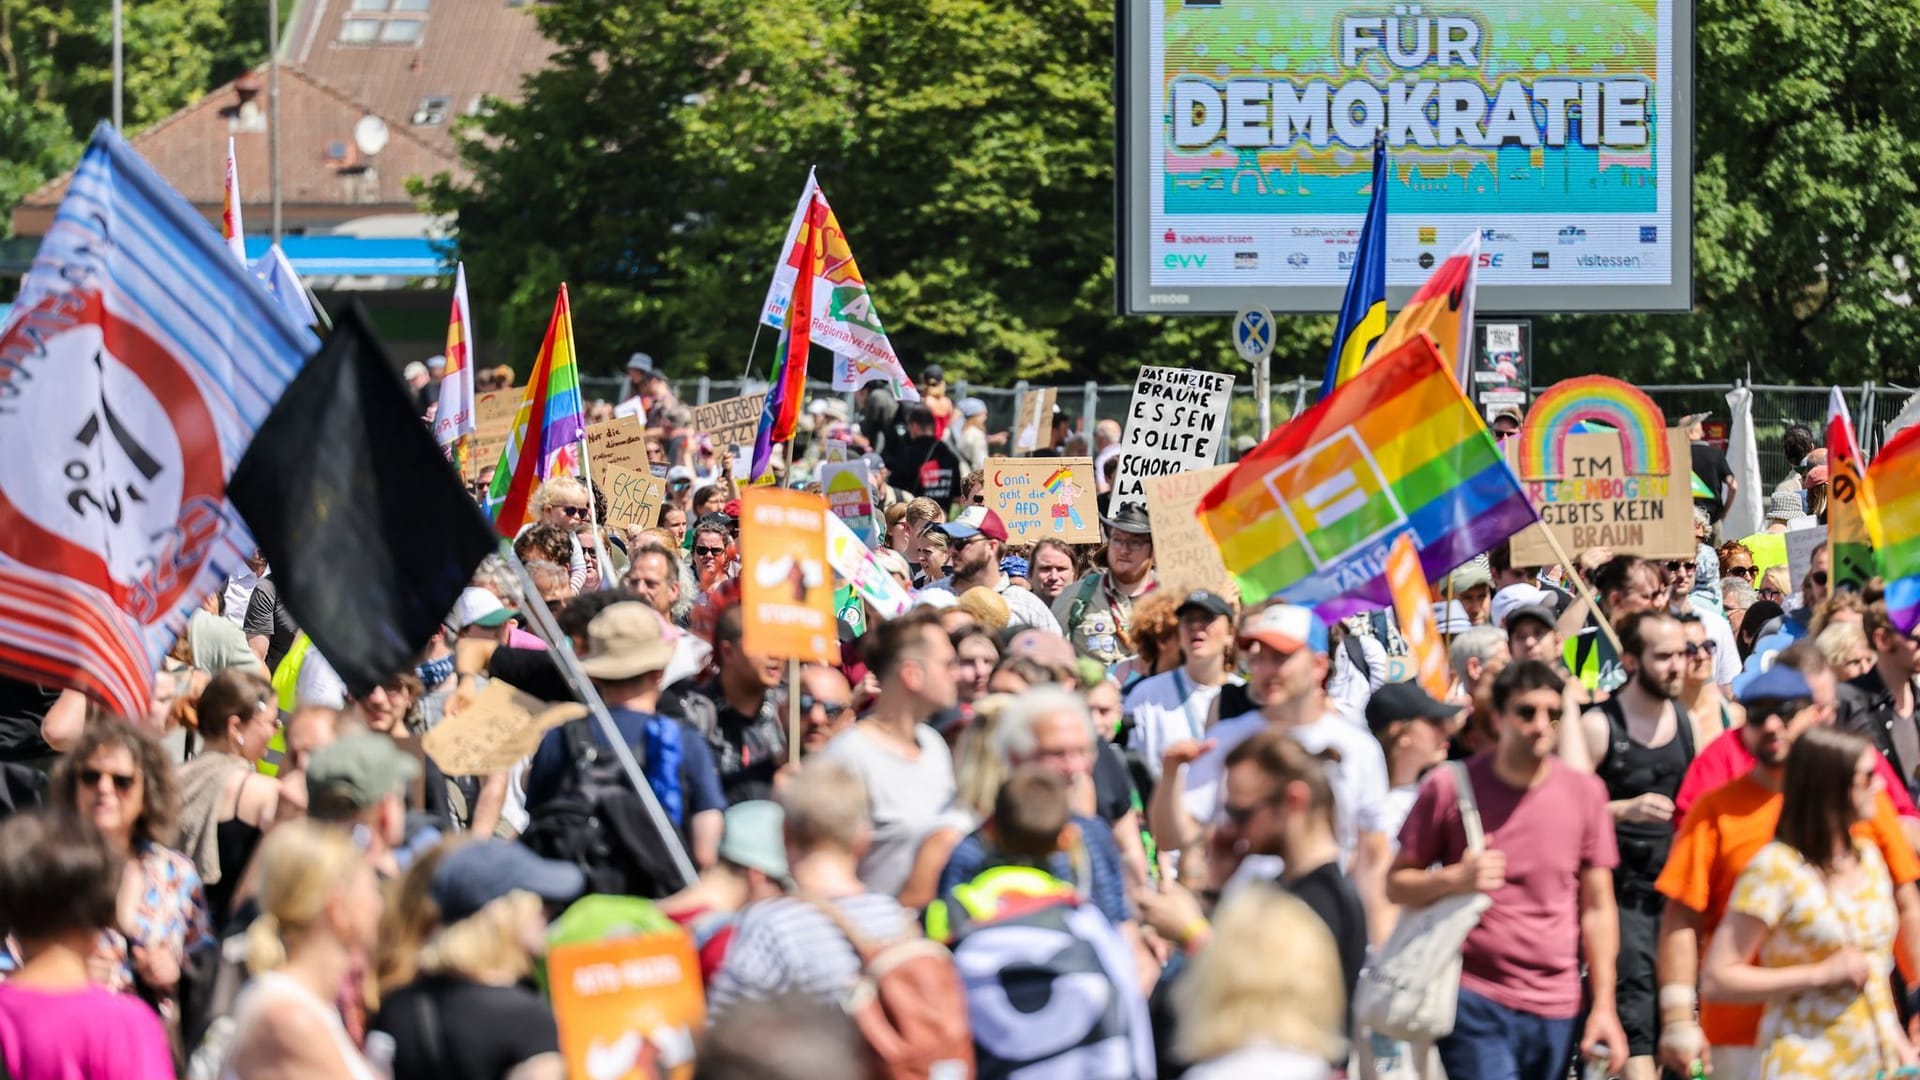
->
xmin=820 ymin=722 xmax=955 ymax=897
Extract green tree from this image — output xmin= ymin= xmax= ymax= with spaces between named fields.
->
xmin=432 ymin=0 xmax=1920 ymax=388
xmin=0 ymin=0 xmax=269 ymax=236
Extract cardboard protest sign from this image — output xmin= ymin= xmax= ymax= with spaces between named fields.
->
xmin=470 ymin=389 xmax=522 ymax=475
xmin=599 ymin=464 xmax=667 ymax=531
xmin=548 ymin=932 xmax=704 ymax=1080
xmin=1012 ymin=388 xmax=1058 ymax=453
xmin=1507 ymin=376 xmax=1692 ymax=566
xmin=692 ymin=393 xmax=766 ymax=457
xmin=586 ymin=415 xmax=652 ymax=482
xmin=421 ymin=680 xmax=586 ymax=777
xmin=984 ymin=457 xmax=1099 ymax=544
xmin=1787 ymin=524 xmax=1827 ymax=590
xmin=1142 ymin=464 xmax=1236 ymax=600
xmin=1111 ymin=367 xmax=1234 ymax=514
xmin=819 ymin=460 xmax=875 ymax=546
xmin=739 ymin=488 xmax=837 ymax=663
xmin=1385 ymin=533 xmax=1450 ymax=700
xmin=825 ymin=511 xmax=912 ymax=620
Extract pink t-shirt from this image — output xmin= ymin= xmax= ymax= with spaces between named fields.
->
xmin=1397 ymin=754 xmax=1618 ymax=1018
xmin=1674 ymin=728 xmax=1919 ymax=821
xmin=0 ymin=983 xmax=174 ymax=1079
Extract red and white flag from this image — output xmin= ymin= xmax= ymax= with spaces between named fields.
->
xmin=221 ymin=137 xmax=247 ymax=265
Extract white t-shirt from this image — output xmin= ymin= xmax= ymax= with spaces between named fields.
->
xmin=820 ymin=722 xmax=956 ymax=897
xmin=1182 ymin=710 xmax=1392 ymax=867
xmin=921 ymin=575 xmax=1062 ymax=634
xmin=1326 ymin=633 xmax=1387 ymax=730
xmin=1124 ymin=669 xmax=1243 ymax=780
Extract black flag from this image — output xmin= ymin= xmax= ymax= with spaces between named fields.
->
xmin=228 ymin=302 xmax=495 ymax=697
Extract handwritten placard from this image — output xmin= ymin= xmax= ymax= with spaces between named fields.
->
xmin=586 ymin=415 xmax=652 ymax=483
xmin=691 ymin=393 xmax=766 ymax=456
xmin=470 ymin=390 xmax=523 ymax=474
xmin=600 ymin=464 xmax=667 ymax=531
xmin=1112 ymin=367 xmax=1235 ymax=514
xmin=1142 ymin=464 xmax=1236 ymax=600
xmin=421 ymin=680 xmax=586 ymax=777
xmin=1507 ymin=428 xmax=1693 ymax=565
xmin=1012 ymin=388 xmax=1058 ymax=453
xmin=984 ymin=457 xmax=1099 ymax=544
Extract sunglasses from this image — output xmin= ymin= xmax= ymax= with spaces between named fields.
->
xmin=694 ymin=545 xmax=727 ymax=558
xmin=1219 ymin=800 xmax=1268 ymax=828
xmin=800 ymin=693 xmax=851 ymax=715
xmin=558 ymin=505 xmax=589 ymax=519
xmin=1809 ymin=571 xmax=1828 ymax=586
xmin=1725 ymin=566 xmax=1758 ymax=579
xmin=81 ymin=767 xmax=136 ymax=794
xmin=1759 ymin=589 xmax=1785 ymax=601
xmin=1684 ymin=640 xmax=1718 ymax=656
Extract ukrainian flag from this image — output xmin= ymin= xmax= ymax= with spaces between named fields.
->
xmin=1319 ymin=142 xmax=1389 ymax=398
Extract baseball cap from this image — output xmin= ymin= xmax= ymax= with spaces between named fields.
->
xmin=960 ymin=397 xmax=987 ymax=419
xmin=1803 ymin=465 xmax=1830 ymax=488
xmin=1365 ymin=680 xmax=1461 ymax=734
xmin=1680 ymin=411 xmax=1711 ymax=427
xmin=307 ymin=732 xmax=420 ymax=812
xmin=667 ymin=465 xmax=695 ymax=483
xmin=448 ymin=586 xmax=517 ymax=631
xmin=718 ymin=801 xmax=790 ymax=883
xmin=425 ymin=354 xmax=446 ymax=372
xmin=1737 ymin=664 xmax=1814 ymax=707
xmin=626 ymin=352 xmax=655 ymax=373
xmin=1449 ymin=558 xmax=1492 ymax=594
xmin=936 ymin=508 xmax=1009 ymax=544
xmin=1177 ymin=589 xmax=1235 ymax=621
xmin=1491 ymin=583 xmax=1553 ymax=629
xmin=578 ymin=603 xmax=675 ymax=681
xmin=1237 ymin=604 xmax=1328 ymax=654
xmin=923 ymin=364 xmax=946 ymax=384
xmin=432 ymin=839 xmax=586 ymax=923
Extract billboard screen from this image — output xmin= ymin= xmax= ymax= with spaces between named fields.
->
xmin=1117 ymin=0 xmax=1692 ymax=315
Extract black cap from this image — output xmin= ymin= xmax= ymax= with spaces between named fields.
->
xmin=1177 ymin=589 xmax=1234 ymax=620
xmin=1365 ymin=681 xmax=1462 ymax=735
xmin=1504 ymin=604 xmax=1557 ymax=631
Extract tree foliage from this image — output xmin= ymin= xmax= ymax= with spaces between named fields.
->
xmin=432 ymin=0 xmax=1920 ymax=386
xmin=0 ymin=0 xmax=268 ymax=236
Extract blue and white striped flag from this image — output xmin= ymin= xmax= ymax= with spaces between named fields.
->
xmin=0 ymin=122 xmax=315 ymax=718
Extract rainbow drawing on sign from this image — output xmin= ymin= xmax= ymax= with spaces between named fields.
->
xmin=1516 ymin=376 xmax=1670 ymax=480
xmin=1046 ymin=466 xmax=1086 ymax=533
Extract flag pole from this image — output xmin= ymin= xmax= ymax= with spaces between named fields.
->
xmin=1538 ymin=525 xmax=1625 ymax=657
xmin=788 ymin=657 xmax=802 ymax=761
xmin=738 ymin=321 xmax=767 ymax=381
xmin=504 ymin=546 xmax=697 ymax=888
xmin=575 ymin=435 xmax=617 ymax=589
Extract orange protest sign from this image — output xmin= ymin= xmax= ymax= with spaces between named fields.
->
xmin=548 ymin=932 xmax=705 ymax=1080
xmin=739 ymin=487 xmax=838 ymax=663
xmin=1385 ymin=532 xmax=1450 ymax=700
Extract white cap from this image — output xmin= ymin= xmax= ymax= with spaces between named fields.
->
xmin=1490 ymin=583 xmax=1551 ymax=629
xmin=447 ymin=586 xmax=516 ymax=631
xmin=426 ymin=354 xmax=447 ymax=371
xmin=402 ymin=361 xmax=428 ymax=380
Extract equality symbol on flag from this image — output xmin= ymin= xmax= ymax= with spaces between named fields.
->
xmin=1234 ymin=304 xmax=1275 ymax=364
xmin=1261 ymin=428 xmax=1408 ymax=569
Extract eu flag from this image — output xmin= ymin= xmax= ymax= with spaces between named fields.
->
xmin=1319 ymin=142 xmax=1389 ymax=398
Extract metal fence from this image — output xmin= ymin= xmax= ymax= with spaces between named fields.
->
xmin=582 ymin=374 xmax=1917 ymax=490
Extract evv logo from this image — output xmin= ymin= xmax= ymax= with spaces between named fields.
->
xmin=1162 ymin=253 xmax=1207 ymax=269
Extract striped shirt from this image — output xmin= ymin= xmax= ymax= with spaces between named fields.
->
xmin=706 ymin=894 xmax=911 ymax=1018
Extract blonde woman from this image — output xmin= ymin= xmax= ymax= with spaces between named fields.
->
xmin=220 ymin=822 xmax=384 ymax=1080
xmin=1817 ymin=620 xmax=1876 ymax=681
xmin=373 ymin=840 xmax=583 ymax=1080
xmin=1173 ymin=885 xmax=1346 ymax=1078
xmin=524 ymin=477 xmax=591 ymax=589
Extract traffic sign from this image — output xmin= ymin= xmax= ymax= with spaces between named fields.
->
xmin=1233 ymin=305 xmax=1275 ymax=364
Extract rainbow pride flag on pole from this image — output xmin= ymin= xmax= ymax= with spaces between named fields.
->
xmin=1865 ymin=422 xmax=1920 ymax=632
xmin=1200 ymin=333 xmax=1537 ymax=618
xmin=487 ymin=284 xmax=585 ymax=535
xmin=1826 ymin=387 xmax=1875 ymax=592
xmin=752 ymin=192 xmax=825 ymax=481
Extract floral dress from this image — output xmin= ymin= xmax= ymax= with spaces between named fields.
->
xmin=1729 ymin=839 xmax=1905 ymax=1078
xmin=100 ymin=842 xmax=214 ymax=1004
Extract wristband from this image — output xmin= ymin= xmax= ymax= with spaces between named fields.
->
xmin=1176 ymin=917 xmax=1211 ymax=946
xmin=1657 ymin=985 xmax=1697 ymax=1012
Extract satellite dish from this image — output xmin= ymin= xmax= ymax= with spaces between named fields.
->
xmin=352 ymin=115 xmax=389 ymax=157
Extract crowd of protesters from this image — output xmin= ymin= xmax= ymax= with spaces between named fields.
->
xmin=0 ymin=365 xmax=1914 ymax=1080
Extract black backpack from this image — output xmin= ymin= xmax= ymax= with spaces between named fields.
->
xmin=518 ymin=718 xmax=684 ymax=899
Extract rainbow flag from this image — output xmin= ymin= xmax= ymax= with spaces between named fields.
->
xmin=1866 ymin=422 xmax=1920 ymax=633
xmin=1200 ymin=333 xmax=1537 ymax=618
xmin=487 ymin=284 xmax=585 ymax=535
xmin=752 ymin=192 xmax=824 ymax=481
xmin=1826 ymin=387 xmax=1874 ymax=592
xmin=1367 ymin=230 xmax=1479 ymax=388
xmin=221 ymin=137 xmax=247 ymax=265
xmin=431 ymin=262 xmax=477 ymax=470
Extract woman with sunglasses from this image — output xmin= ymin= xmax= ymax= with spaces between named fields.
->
xmin=1678 ymin=614 xmax=1743 ymax=749
xmin=51 ymin=719 xmax=211 ymax=1042
xmin=1718 ymin=541 xmax=1758 ymax=587
xmin=527 ymin=478 xmax=593 ymax=591
xmin=1702 ymin=727 xmax=1918 ymax=1077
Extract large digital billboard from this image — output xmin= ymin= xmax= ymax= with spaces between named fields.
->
xmin=1118 ymin=0 xmax=1692 ymax=315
